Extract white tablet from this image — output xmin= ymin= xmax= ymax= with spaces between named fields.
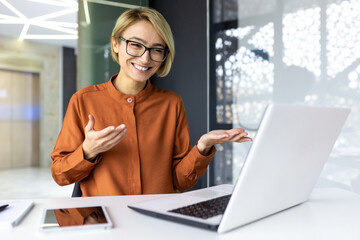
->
xmin=40 ymin=205 xmax=112 ymax=232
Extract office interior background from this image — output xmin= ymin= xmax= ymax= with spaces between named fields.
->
xmin=0 ymin=0 xmax=359 ymax=199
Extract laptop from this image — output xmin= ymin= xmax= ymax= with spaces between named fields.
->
xmin=128 ymin=103 xmax=350 ymax=233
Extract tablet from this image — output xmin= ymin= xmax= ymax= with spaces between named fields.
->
xmin=40 ymin=206 xmax=112 ymax=232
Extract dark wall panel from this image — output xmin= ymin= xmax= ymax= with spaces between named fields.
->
xmin=62 ymin=47 xmax=77 ymax=118
xmin=150 ymin=1 xmax=207 ymax=146
xmin=150 ymin=0 xmax=208 ymax=189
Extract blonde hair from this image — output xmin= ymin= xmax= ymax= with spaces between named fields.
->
xmin=111 ymin=8 xmax=175 ymax=77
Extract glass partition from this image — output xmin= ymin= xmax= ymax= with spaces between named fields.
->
xmin=210 ymin=0 xmax=360 ymax=194
xmin=78 ymin=0 xmax=149 ymax=89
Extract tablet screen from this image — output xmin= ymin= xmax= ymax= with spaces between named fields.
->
xmin=41 ymin=206 xmax=112 ymax=231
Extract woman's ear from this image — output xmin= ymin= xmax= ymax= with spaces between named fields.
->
xmin=112 ymin=37 xmax=119 ymax=53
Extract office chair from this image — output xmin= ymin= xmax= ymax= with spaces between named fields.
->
xmin=72 ymin=181 xmax=82 ymax=197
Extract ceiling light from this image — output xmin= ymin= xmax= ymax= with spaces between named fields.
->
xmin=83 ymin=0 xmax=91 ymax=25
xmin=19 ymin=23 xmax=30 ymax=41
xmin=27 ymin=0 xmax=78 ymax=8
xmin=31 ymin=8 xmax=78 ymax=22
xmin=0 ymin=0 xmax=78 ymax=41
xmin=24 ymin=35 xmax=78 ymax=40
xmin=0 ymin=0 xmax=26 ymax=19
xmin=40 ymin=20 xmax=78 ymax=28
xmin=32 ymin=22 xmax=78 ymax=35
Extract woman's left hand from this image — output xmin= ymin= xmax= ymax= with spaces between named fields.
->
xmin=197 ymin=128 xmax=252 ymax=156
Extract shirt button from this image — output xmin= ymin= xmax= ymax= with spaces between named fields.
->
xmin=127 ymin=98 xmax=133 ymax=103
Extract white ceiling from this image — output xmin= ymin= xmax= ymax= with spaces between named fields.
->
xmin=0 ymin=0 xmax=78 ymax=49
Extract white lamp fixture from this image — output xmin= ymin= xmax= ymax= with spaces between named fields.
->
xmin=0 ymin=0 xmax=78 ymax=41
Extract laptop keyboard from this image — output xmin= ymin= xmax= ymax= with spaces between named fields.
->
xmin=168 ymin=194 xmax=231 ymax=219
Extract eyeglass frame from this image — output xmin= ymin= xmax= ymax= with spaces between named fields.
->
xmin=119 ymin=36 xmax=169 ymax=63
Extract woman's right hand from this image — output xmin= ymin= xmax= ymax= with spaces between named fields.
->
xmin=82 ymin=114 xmax=127 ymax=161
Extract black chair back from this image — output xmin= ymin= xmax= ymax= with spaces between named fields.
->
xmin=71 ymin=181 xmax=82 ymax=197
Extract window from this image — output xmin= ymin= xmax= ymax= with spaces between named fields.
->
xmin=209 ymin=0 xmax=360 ymax=194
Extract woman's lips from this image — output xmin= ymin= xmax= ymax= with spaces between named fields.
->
xmin=132 ymin=63 xmax=151 ymax=71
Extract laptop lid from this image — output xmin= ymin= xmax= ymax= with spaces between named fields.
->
xmin=128 ymin=103 xmax=350 ymax=233
xmin=218 ymin=103 xmax=350 ymax=233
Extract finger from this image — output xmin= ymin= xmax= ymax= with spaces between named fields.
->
xmin=93 ymin=125 xmax=116 ymax=139
xmin=213 ymin=133 xmax=231 ymax=139
xmin=90 ymin=128 xmax=126 ymax=153
xmin=237 ymin=137 xmax=253 ymax=143
xmin=97 ymin=129 xmax=127 ymax=152
xmin=91 ymin=123 xmax=126 ymax=141
xmin=228 ymin=128 xmax=245 ymax=135
xmin=85 ymin=114 xmax=95 ymax=133
xmin=227 ymin=132 xmax=248 ymax=142
xmin=115 ymin=124 xmax=127 ymax=131
xmin=229 ymin=130 xmax=248 ymax=139
xmin=103 ymin=128 xmax=127 ymax=148
xmin=100 ymin=125 xmax=127 ymax=142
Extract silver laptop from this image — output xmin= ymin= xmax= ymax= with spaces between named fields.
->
xmin=128 ymin=103 xmax=350 ymax=233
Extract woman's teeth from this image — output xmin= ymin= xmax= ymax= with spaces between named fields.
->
xmin=134 ymin=64 xmax=148 ymax=71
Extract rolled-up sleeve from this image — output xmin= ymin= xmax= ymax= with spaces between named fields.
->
xmin=51 ymin=94 xmax=100 ymax=186
xmin=171 ymin=97 xmax=216 ymax=191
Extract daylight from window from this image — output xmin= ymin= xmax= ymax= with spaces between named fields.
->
xmin=214 ymin=0 xmax=360 ymax=193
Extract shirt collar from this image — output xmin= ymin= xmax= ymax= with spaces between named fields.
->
xmin=106 ymin=74 xmax=153 ymax=103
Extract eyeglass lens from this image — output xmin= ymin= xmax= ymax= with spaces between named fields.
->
xmin=127 ymin=41 xmax=166 ymax=62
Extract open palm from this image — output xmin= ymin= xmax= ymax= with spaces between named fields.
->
xmin=197 ymin=128 xmax=252 ymax=155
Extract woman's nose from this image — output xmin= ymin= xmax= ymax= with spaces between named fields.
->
xmin=139 ymin=49 xmax=151 ymax=63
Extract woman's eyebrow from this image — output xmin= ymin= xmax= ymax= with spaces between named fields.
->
xmin=129 ymin=36 xmax=165 ymax=48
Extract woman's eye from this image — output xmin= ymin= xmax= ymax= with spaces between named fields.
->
xmin=130 ymin=43 xmax=143 ymax=48
xmin=153 ymin=49 xmax=164 ymax=54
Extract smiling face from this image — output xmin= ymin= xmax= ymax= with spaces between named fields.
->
xmin=112 ymin=20 xmax=166 ymax=84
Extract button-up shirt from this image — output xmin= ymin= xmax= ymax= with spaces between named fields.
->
xmin=51 ymin=75 xmax=216 ymax=196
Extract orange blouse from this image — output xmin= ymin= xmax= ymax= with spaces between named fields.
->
xmin=51 ymin=75 xmax=216 ymax=196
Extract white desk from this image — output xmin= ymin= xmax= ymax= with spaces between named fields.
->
xmin=3 ymin=188 xmax=360 ymax=240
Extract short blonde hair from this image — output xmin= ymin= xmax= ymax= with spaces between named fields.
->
xmin=111 ymin=8 xmax=175 ymax=77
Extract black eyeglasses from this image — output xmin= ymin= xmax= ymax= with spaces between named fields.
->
xmin=119 ymin=37 xmax=169 ymax=62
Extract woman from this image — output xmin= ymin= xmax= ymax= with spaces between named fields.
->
xmin=51 ymin=8 xmax=251 ymax=197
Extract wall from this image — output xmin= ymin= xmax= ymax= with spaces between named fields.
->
xmin=62 ymin=47 xmax=77 ymax=119
xmin=150 ymin=0 xmax=209 ymax=188
xmin=0 ymin=70 xmax=40 ymax=169
xmin=0 ymin=35 xmax=61 ymax=167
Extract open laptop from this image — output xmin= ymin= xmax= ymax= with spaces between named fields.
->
xmin=128 ymin=103 xmax=350 ymax=233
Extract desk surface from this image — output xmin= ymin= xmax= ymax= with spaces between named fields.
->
xmin=2 ymin=188 xmax=360 ymax=240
